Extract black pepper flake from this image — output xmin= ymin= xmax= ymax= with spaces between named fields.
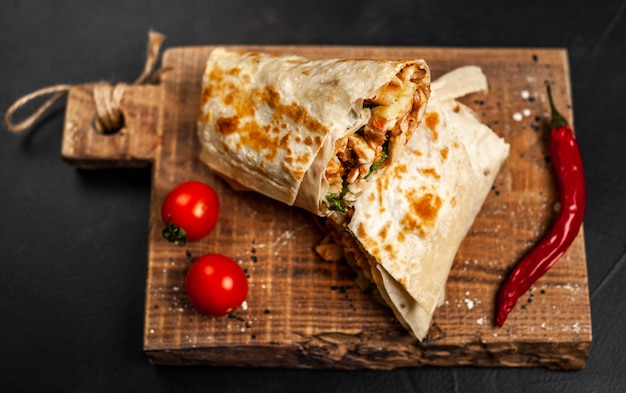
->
xmin=251 ymin=247 xmax=256 ymax=254
xmin=264 ymin=309 xmax=271 ymax=314
xmin=531 ymin=124 xmax=540 ymax=132
xmin=528 ymin=96 xmax=536 ymax=103
xmin=185 ymin=249 xmax=192 ymax=258
xmin=474 ymin=99 xmax=485 ymax=105
xmin=331 ymin=285 xmax=347 ymax=294
xmin=532 ymin=54 xmax=538 ymax=62
xmin=540 ymin=289 xmax=546 ymax=294
xmin=228 ymin=314 xmax=245 ymax=322
xmin=251 ymin=334 xmax=257 ymax=339
xmin=544 ymin=155 xmax=552 ymax=164
xmin=521 ymin=304 xmax=527 ymax=310
xmin=495 ymin=190 xmax=501 ymax=196
xmin=251 ymin=255 xmax=258 ymax=263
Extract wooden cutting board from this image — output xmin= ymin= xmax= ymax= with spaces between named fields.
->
xmin=61 ymin=45 xmax=591 ymax=370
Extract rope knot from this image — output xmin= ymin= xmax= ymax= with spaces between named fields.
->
xmin=92 ymin=82 xmax=128 ymax=134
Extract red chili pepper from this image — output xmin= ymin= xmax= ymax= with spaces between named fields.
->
xmin=495 ymin=81 xmax=586 ymax=327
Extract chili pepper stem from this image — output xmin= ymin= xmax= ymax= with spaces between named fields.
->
xmin=545 ymin=81 xmax=569 ymax=129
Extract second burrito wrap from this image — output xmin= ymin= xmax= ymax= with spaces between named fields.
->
xmin=318 ymin=66 xmax=510 ymax=340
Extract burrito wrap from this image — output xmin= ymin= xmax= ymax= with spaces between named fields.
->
xmin=323 ymin=66 xmax=510 ymax=340
xmin=198 ymin=48 xmax=430 ymax=215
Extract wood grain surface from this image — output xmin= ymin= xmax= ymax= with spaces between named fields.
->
xmin=62 ymin=46 xmax=591 ymax=370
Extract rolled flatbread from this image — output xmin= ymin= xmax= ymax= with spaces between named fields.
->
xmin=197 ymin=48 xmax=431 ymax=215
xmin=319 ymin=66 xmax=510 ymax=340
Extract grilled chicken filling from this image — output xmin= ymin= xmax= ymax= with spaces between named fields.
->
xmin=324 ymin=65 xmax=428 ymax=213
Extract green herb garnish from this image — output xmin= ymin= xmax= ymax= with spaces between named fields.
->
xmin=365 ymin=141 xmax=389 ymax=179
xmin=326 ymin=182 xmax=350 ymax=212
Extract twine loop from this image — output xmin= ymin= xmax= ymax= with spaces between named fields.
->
xmin=4 ymin=31 xmax=167 ymax=134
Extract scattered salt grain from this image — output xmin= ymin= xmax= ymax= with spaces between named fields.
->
xmin=464 ymin=298 xmax=475 ymax=310
xmin=521 ymin=90 xmax=530 ymax=99
xmin=512 ymin=112 xmax=523 ymax=122
xmin=523 ymin=108 xmax=532 ymax=117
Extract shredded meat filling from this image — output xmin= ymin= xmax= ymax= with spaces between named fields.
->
xmin=324 ymin=65 xmax=427 ymax=212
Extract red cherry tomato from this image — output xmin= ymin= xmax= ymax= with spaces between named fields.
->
xmin=161 ymin=181 xmax=220 ymax=245
xmin=185 ymin=254 xmax=248 ymax=317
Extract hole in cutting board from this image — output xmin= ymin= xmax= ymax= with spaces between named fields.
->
xmin=92 ymin=111 xmax=126 ymax=135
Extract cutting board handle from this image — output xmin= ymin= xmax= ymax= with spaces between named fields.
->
xmin=62 ymin=83 xmax=163 ymax=168
xmin=2 ymin=31 xmax=169 ymax=169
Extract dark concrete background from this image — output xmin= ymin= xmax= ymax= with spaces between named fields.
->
xmin=1 ymin=1 xmax=624 ymax=392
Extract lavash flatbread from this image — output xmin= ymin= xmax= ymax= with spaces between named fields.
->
xmin=197 ymin=48 xmax=431 ymax=215
xmin=321 ymin=66 xmax=510 ymax=340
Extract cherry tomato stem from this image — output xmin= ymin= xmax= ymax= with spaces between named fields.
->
xmin=162 ymin=220 xmax=187 ymax=246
